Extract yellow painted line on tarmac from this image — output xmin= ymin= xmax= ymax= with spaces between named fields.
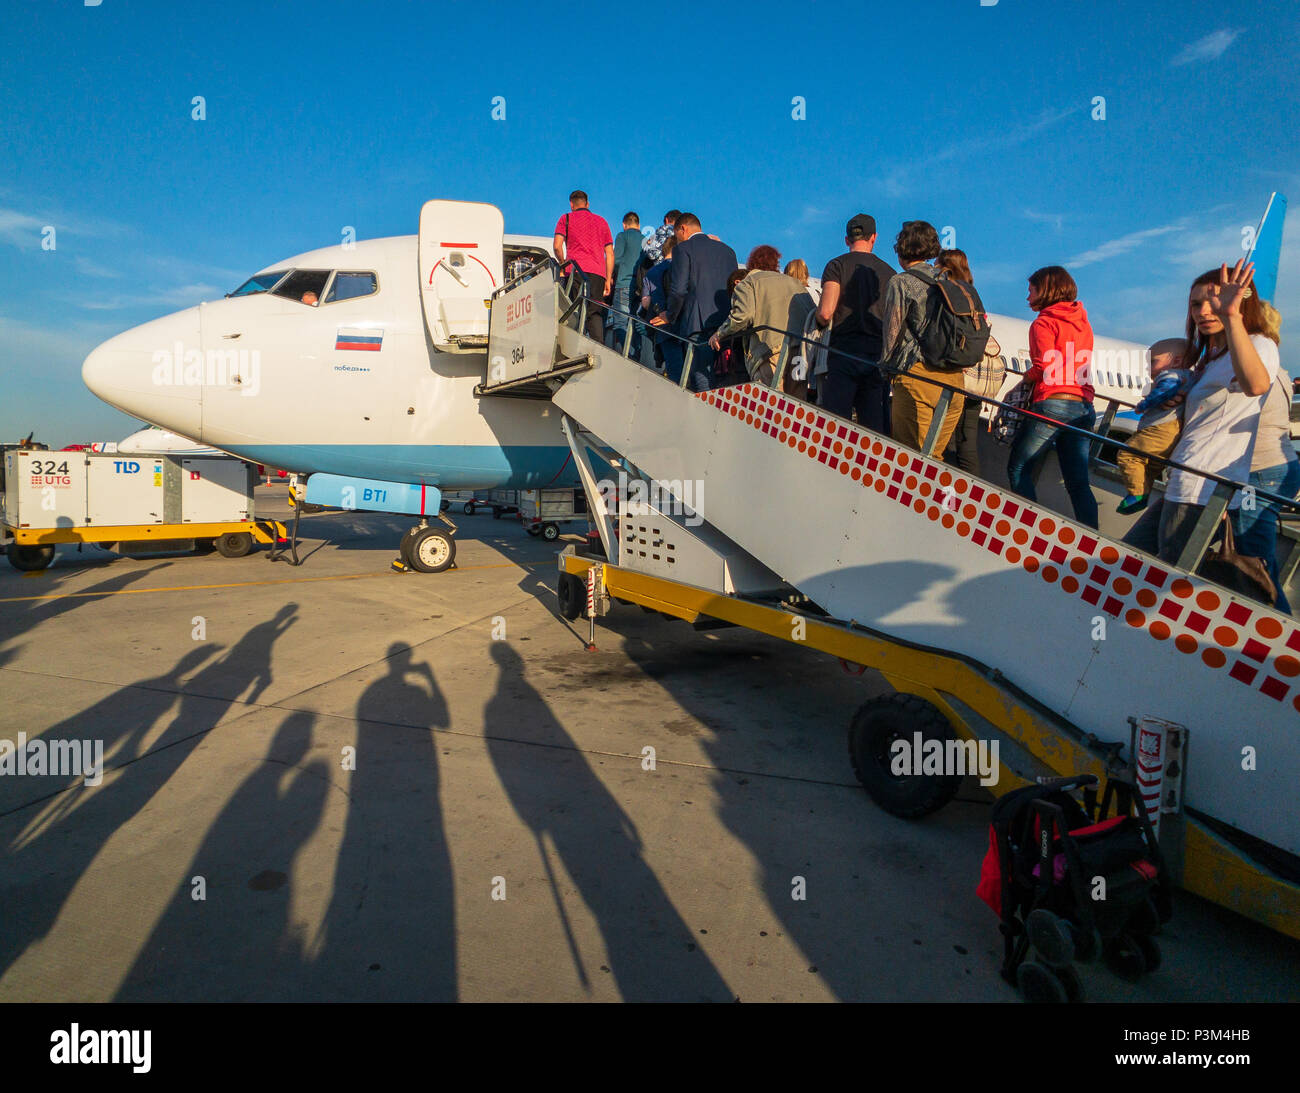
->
xmin=0 ymin=560 xmax=550 ymax=603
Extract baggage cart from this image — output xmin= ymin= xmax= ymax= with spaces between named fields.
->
xmin=2 ymin=448 xmax=285 ymax=571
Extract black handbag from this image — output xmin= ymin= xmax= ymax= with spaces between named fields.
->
xmin=992 ymin=379 xmax=1036 ymax=444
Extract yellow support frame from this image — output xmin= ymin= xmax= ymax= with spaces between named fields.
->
xmin=8 ymin=520 xmax=286 ymax=546
xmin=562 ymin=552 xmax=1300 ymax=940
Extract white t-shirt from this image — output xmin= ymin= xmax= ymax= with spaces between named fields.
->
xmin=1165 ymin=333 xmax=1281 ymax=507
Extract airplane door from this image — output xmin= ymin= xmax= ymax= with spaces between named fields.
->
xmin=419 ymin=200 xmax=504 ymax=352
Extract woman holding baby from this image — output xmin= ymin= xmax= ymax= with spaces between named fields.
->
xmin=1124 ymin=260 xmax=1293 ymax=609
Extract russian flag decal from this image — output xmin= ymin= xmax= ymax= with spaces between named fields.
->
xmin=336 ymin=328 xmax=383 ymax=352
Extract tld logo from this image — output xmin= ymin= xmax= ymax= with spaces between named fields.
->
xmin=113 ymin=461 xmax=141 ymax=474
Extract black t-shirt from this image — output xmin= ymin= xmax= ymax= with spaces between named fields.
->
xmin=820 ymin=250 xmax=895 ymax=358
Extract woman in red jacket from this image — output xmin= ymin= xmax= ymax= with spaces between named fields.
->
xmin=1005 ymin=265 xmax=1099 ymax=528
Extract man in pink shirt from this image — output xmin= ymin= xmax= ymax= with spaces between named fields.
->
xmin=553 ymin=190 xmax=615 ymax=342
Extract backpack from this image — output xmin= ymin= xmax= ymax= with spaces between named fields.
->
xmin=904 ymin=267 xmax=991 ymax=371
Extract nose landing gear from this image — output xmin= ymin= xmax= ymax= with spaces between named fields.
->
xmin=395 ymin=514 xmax=458 ymax=573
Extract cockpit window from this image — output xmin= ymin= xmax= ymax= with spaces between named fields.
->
xmin=271 ymin=269 xmax=333 ymax=305
xmin=325 ymin=271 xmax=378 ymax=304
xmin=229 ymin=270 xmax=288 ymax=297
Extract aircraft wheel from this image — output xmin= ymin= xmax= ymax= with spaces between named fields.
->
xmin=214 ymin=532 xmax=254 ymax=558
xmin=406 ymin=527 xmax=456 ymax=573
xmin=847 ymin=692 xmax=962 ymax=819
xmin=541 ymin=522 xmax=560 ymax=542
xmin=7 ymin=544 xmax=55 ymax=571
xmin=557 ymin=572 xmax=586 ymax=620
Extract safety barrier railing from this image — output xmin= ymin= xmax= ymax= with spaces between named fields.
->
xmin=531 ymin=259 xmax=1295 ymax=591
xmin=751 ymin=322 xmax=1300 ymax=580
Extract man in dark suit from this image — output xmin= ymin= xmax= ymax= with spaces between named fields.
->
xmin=654 ymin=212 xmax=738 ymax=391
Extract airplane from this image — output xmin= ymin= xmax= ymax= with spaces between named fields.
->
xmin=81 ymin=197 xmax=1287 ymax=572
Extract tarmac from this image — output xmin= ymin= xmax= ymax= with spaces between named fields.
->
xmin=1 ymin=485 xmax=1297 ymax=1002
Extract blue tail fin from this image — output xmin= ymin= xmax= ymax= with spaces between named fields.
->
xmin=1246 ymin=192 xmax=1287 ymax=303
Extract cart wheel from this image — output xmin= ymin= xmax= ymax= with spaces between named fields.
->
xmin=464 ymin=502 xmax=476 ymax=515
xmin=7 ymin=543 xmax=55 ymax=571
xmin=846 ymin=693 xmax=963 ymax=818
xmin=541 ymin=522 xmax=560 ymax=542
xmin=440 ymin=499 xmax=450 ymax=512
xmin=214 ymin=532 xmax=254 ymax=558
xmin=1134 ymin=934 xmax=1161 ymax=973
xmin=406 ymin=527 xmax=456 ymax=573
xmin=557 ymin=572 xmax=586 ymax=620
xmin=1103 ymin=933 xmax=1147 ymax=981
xmin=1016 ymin=960 xmax=1069 ymax=1003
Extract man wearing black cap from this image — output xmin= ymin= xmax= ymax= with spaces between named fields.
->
xmin=815 ymin=214 xmax=895 ymax=431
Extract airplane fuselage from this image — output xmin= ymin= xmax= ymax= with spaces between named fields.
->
xmin=82 ymin=229 xmax=1155 ymax=495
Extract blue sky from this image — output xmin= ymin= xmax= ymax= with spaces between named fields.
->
xmin=2 ymin=0 xmax=1298 ymax=443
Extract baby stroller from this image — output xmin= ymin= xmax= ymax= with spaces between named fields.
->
xmin=977 ymin=774 xmax=1172 ymax=1002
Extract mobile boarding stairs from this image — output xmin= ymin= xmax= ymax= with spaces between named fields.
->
xmin=478 ymin=259 xmax=1300 ymax=941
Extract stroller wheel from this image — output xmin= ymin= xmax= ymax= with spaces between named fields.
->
xmin=1129 ymin=895 xmax=1161 ymax=936
xmin=1026 ymin=909 xmax=1075 ymax=969
xmin=1103 ymin=933 xmax=1148 ymax=981
xmin=1055 ymin=964 xmax=1084 ymax=1003
xmin=1074 ymin=925 xmax=1103 ymax=964
xmin=1016 ymin=960 xmax=1069 ymax=1003
xmin=1135 ymin=934 xmax=1162 ymax=973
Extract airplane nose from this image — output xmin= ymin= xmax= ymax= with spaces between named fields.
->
xmin=82 ymin=307 xmax=204 ymax=438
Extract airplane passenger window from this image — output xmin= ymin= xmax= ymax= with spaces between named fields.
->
xmin=229 ymin=270 xmax=288 ymax=297
xmin=271 ymin=270 xmax=332 ymax=304
xmin=325 ymin=272 xmax=379 ymax=304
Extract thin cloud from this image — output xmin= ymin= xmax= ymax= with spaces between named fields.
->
xmin=0 ymin=204 xmax=129 ymax=248
xmin=0 ymin=208 xmax=47 ymax=248
xmin=1023 ymin=209 xmax=1065 ymax=231
xmin=929 ymin=106 xmax=1081 ymax=167
xmin=74 ymin=256 xmax=122 ymax=279
xmin=1068 ymin=222 xmax=1186 ymax=267
xmin=76 ymin=283 xmax=224 ymax=312
xmin=1171 ymin=29 xmax=1241 ymax=66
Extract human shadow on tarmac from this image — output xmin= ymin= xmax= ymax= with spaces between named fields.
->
xmin=0 ymin=604 xmax=300 ymax=987
xmin=0 ymin=561 xmax=171 ymax=645
xmin=311 ymin=642 xmax=457 ymax=1000
xmin=484 ymin=641 xmax=733 ymax=1001
xmin=615 ymin=560 xmax=996 ymax=1002
xmin=115 ymin=710 xmax=330 ymax=1000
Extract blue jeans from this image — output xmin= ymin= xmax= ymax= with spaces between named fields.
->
xmin=1232 ymin=457 xmax=1300 ymax=613
xmin=1006 ymin=398 xmax=1099 ymax=529
xmin=604 ymin=285 xmax=633 ymax=349
xmin=662 ymin=335 xmax=714 ymax=391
